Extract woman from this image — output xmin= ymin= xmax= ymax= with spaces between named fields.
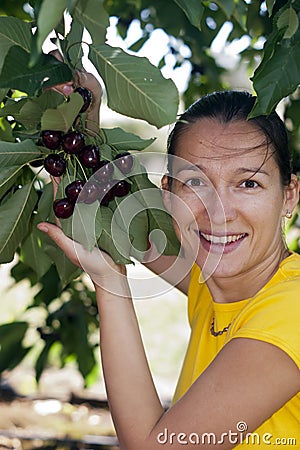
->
xmin=38 ymin=89 xmax=300 ymax=449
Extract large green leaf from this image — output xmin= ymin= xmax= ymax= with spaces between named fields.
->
xmin=0 ymin=322 xmax=30 ymax=372
xmin=97 ymin=206 xmax=132 ymax=264
xmin=0 ymin=183 xmax=38 ymax=263
xmin=20 ymin=184 xmax=54 ymax=279
xmin=131 ymin=173 xmax=180 ymax=256
xmin=0 ymin=165 xmax=24 ymax=199
xmin=173 ymin=0 xmax=205 ymax=29
xmin=0 ymin=16 xmax=32 ymax=72
xmin=0 ymin=139 xmax=42 ymax=166
xmin=35 ymin=0 xmax=68 ymax=58
xmin=213 ymin=0 xmax=236 ymax=19
xmin=250 ymin=30 xmax=300 ymax=116
xmin=41 ymin=92 xmax=83 ymax=132
xmin=102 ymin=127 xmax=155 ymax=151
xmin=63 ymin=20 xmax=84 ymax=70
xmin=277 ymin=6 xmax=299 ymax=39
xmin=16 ymin=90 xmax=65 ymax=131
xmin=89 ymin=44 xmax=179 ymax=128
xmin=73 ymin=0 xmax=109 ymax=46
xmin=0 ymin=46 xmax=72 ymax=96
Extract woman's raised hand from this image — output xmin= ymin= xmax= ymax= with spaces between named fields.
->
xmin=47 ymin=50 xmax=103 ymax=135
xmin=37 ymin=220 xmax=128 ymax=293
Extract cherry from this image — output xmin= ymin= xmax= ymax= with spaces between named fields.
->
xmin=53 ymin=198 xmax=74 ymax=219
xmin=94 ymin=160 xmax=114 ymax=183
xmin=74 ymin=87 xmax=92 ymax=113
xmin=78 ymin=144 xmax=100 ymax=169
xmin=113 ymin=152 xmax=134 ymax=174
xmin=41 ymin=130 xmax=63 ymax=150
xmin=113 ymin=180 xmax=130 ymax=197
xmin=62 ymin=131 xmax=85 ymax=154
xmin=98 ymin=181 xmax=115 ymax=206
xmin=79 ymin=181 xmax=101 ymax=204
xmin=65 ymin=180 xmax=85 ymax=204
xmin=44 ymin=154 xmax=67 ymax=176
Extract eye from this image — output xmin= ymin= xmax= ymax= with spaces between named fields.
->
xmin=240 ymin=179 xmax=259 ymax=189
xmin=185 ymin=178 xmax=205 ymax=187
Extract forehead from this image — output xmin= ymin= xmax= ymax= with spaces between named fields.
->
xmin=174 ymin=118 xmax=268 ymax=161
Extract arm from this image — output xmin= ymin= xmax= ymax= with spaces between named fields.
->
xmin=38 ymin=223 xmax=300 ymax=450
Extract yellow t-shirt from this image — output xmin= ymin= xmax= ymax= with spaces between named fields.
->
xmin=173 ymin=253 xmax=300 ymax=449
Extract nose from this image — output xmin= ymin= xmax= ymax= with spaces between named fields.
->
xmin=205 ymin=188 xmax=237 ymax=225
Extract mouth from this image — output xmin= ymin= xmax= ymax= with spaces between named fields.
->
xmin=196 ymin=231 xmax=247 ymax=253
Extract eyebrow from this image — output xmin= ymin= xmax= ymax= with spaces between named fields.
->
xmin=235 ymin=167 xmax=270 ymax=176
xmin=174 ymin=164 xmax=270 ymax=177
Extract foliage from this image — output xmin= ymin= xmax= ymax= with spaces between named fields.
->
xmin=0 ymin=0 xmax=300 ymax=385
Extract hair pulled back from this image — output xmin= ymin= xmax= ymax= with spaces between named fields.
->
xmin=167 ymin=90 xmax=292 ymax=186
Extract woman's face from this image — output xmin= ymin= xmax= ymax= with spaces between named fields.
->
xmin=165 ymin=118 xmax=297 ymax=281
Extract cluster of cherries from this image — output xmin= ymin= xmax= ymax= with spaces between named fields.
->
xmin=39 ymin=89 xmax=134 ymax=219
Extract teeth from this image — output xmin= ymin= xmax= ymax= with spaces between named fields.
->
xmin=200 ymin=232 xmax=245 ymax=245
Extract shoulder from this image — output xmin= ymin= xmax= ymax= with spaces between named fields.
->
xmin=228 ymin=254 xmax=300 ymax=368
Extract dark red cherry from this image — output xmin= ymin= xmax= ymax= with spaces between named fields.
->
xmin=94 ymin=160 xmax=114 ymax=183
xmin=53 ymin=198 xmax=74 ymax=218
xmin=62 ymin=131 xmax=85 ymax=154
xmin=65 ymin=180 xmax=85 ymax=204
xmin=113 ymin=152 xmax=134 ymax=174
xmin=79 ymin=181 xmax=101 ymax=204
xmin=98 ymin=181 xmax=115 ymax=206
xmin=113 ymin=180 xmax=130 ymax=197
xmin=44 ymin=154 xmax=67 ymax=176
xmin=78 ymin=144 xmax=100 ymax=169
xmin=41 ymin=130 xmax=63 ymax=150
xmin=74 ymin=87 xmax=92 ymax=113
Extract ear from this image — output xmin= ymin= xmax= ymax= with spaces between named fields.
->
xmin=161 ymin=174 xmax=172 ymax=212
xmin=283 ymin=174 xmax=299 ymax=217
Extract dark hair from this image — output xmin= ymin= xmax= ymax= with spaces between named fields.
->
xmin=167 ymin=90 xmax=292 ymax=186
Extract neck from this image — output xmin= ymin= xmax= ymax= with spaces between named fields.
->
xmin=204 ymin=247 xmax=290 ymax=303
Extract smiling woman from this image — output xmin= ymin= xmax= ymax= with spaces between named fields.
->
xmin=37 ymin=90 xmax=300 ymax=450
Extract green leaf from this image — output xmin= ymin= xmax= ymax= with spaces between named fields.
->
xmin=113 ymin=194 xmax=149 ymax=261
xmin=41 ymin=92 xmax=84 ymax=132
xmin=17 ymin=90 xmax=65 ymax=130
xmin=0 ymin=322 xmax=30 ymax=372
xmin=277 ymin=7 xmax=299 ymax=39
xmin=131 ymin=173 xmax=180 ymax=256
xmin=0 ymin=183 xmax=38 ymax=263
xmin=97 ymin=206 xmax=132 ymax=264
xmin=64 ymin=20 xmax=84 ymax=70
xmin=0 ymin=117 xmax=14 ymax=142
xmin=20 ymin=214 xmax=53 ymax=279
xmin=0 ymin=165 xmax=24 ymax=199
xmin=0 ymin=16 xmax=32 ymax=72
xmin=250 ymin=31 xmax=300 ymax=116
xmin=172 ymin=0 xmax=205 ymax=29
xmin=102 ymin=127 xmax=155 ymax=151
xmin=0 ymin=46 xmax=73 ymax=96
xmin=73 ymin=0 xmax=109 ymax=46
xmin=19 ymin=183 xmax=54 ymax=279
xmin=0 ymin=139 xmax=42 ymax=167
xmin=266 ymin=0 xmax=277 ymax=16
xmin=213 ymin=0 xmax=236 ymax=19
xmin=72 ymin=201 xmax=100 ymax=251
xmin=35 ymin=0 xmax=68 ymax=57
xmin=89 ymin=44 xmax=179 ymax=128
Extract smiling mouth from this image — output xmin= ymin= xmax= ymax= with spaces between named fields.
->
xmin=198 ymin=232 xmax=247 ymax=245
